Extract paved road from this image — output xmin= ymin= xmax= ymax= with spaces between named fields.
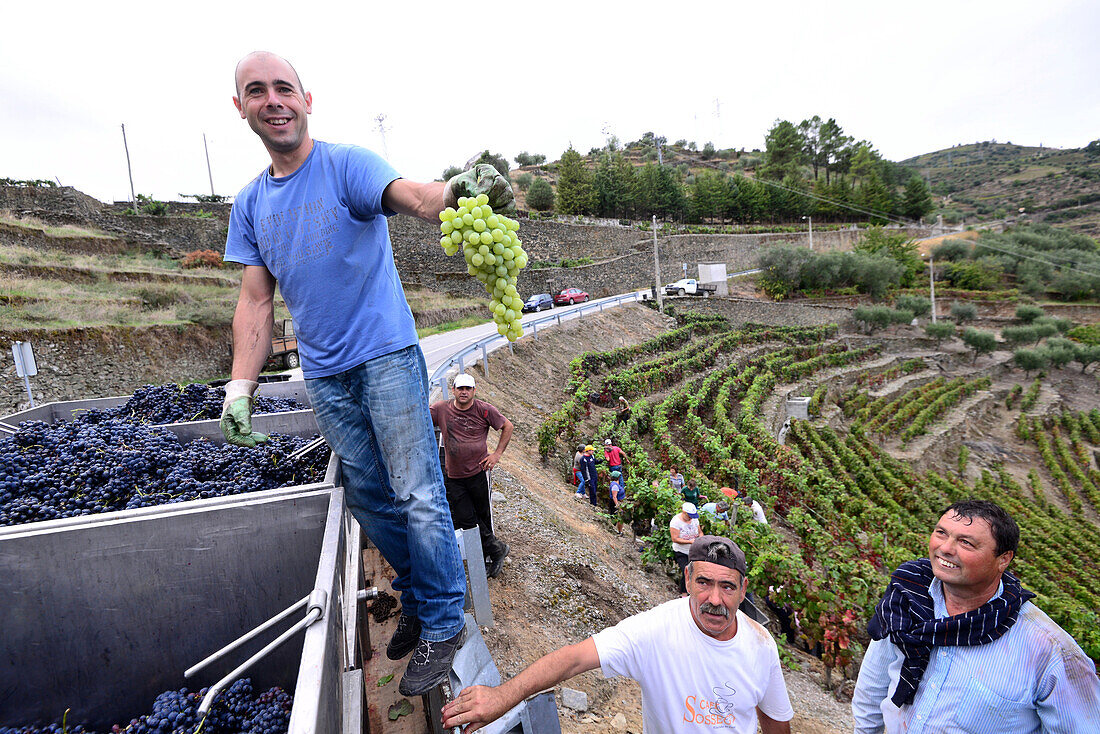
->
xmin=279 ymin=291 xmax=647 ymax=384
xmin=421 ymin=291 xmax=646 ymax=381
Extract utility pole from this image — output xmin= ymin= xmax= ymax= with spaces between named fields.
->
xmin=121 ymin=123 xmax=137 ymax=209
xmin=375 ymin=113 xmax=390 ymax=160
xmin=929 ymin=251 xmax=937 ymax=323
xmin=653 ymin=215 xmax=663 ymax=311
xmin=203 ymin=133 xmax=215 ymax=196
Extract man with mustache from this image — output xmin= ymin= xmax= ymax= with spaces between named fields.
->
xmin=442 ymin=535 xmax=792 ymax=732
xmin=852 ymin=499 xmax=1100 ymax=733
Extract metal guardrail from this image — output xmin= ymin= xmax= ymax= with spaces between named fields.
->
xmin=429 ymin=291 xmax=645 ymax=399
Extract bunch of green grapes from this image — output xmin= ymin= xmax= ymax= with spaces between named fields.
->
xmin=439 ymin=194 xmax=529 ymax=341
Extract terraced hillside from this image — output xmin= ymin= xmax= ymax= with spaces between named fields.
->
xmin=901 ymin=142 xmax=1100 ymax=235
xmin=536 ymin=308 xmax=1100 ymax=689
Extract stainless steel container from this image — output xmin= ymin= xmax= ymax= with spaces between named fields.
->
xmin=0 ymin=487 xmax=355 ymax=732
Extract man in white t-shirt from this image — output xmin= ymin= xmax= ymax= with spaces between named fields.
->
xmin=671 ymin=502 xmax=701 ymax=594
xmin=441 ymin=535 xmax=793 ymax=733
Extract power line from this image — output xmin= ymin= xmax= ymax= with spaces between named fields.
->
xmin=674 ymin=149 xmax=918 ymax=227
xmin=955 ymin=236 xmax=1100 ymax=280
xmin=673 ymin=151 xmax=1100 ymax=279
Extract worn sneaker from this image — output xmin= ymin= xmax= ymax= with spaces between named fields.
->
xmin=386 ymin=614 xmax=421 ymax=660
xmin=398 ymin=626 xmax=468 ymax=696
xmin=487 ymin=541 xmax=510 ymax=579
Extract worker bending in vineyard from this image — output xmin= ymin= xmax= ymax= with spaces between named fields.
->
xmin=852 ymin=499 xmax=1100 ymax=733
xmin=218 ymin=51 xmax=514 ymax=697
xmin=442 ymin=535 xmax=793 ymax=733
xmin=430 ymin=373 xmax=513 ymax=579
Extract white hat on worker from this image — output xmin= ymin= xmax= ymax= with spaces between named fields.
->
xmin=454 ymin=373 xmax=476 ymax=388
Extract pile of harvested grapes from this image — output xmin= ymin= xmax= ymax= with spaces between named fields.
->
xmin=0 ymin=678 xmax=291 ymax=734
xmin=0 ymin=383 xmax=325 ymax=528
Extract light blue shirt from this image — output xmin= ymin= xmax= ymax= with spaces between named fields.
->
xmin=852 ymin=578 xmax=1100 ymax=734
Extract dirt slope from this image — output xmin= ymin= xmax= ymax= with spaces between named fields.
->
xmin=468 ymin=304 xmax=854 ymax=733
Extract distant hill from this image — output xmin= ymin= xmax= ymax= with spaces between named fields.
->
xmin=512 ymin=136 xmax=1100 ymax=236
xmin=900 ymin=141 xmax=1100 ymax=235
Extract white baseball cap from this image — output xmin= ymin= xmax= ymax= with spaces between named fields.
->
xmin=453 ymin=373 xmax=476 ymax=388
xmin=604 ymin=439 xmax=612 ymax=445
xmin=682 ymin=502 xmax=699 ymax=518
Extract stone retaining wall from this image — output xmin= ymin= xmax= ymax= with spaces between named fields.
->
xmin=674 ymin=297 xmax=856 ymax=329
xmin=0 ymin=325 xmax=232 ymax=415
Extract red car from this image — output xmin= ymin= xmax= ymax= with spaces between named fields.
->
xmin=554 ymin=288 xmax=589 ymax=305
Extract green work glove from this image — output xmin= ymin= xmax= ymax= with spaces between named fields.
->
xmin=446 ymin=163 xmax=516 ymax=215
xmin=220 ymin=379 xmax=269 ymax=448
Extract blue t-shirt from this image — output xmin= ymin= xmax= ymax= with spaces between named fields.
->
xmin=224 ymin=141 xmax=417 ymax=378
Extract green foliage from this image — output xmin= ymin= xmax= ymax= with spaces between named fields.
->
xmin=853 ymin=305 xmax=896 ymax=334
xmin=1071 ymin=343 xmax=1100 ymax=372
xmin=957 ymin=445 xmax=969 ymax=475
xmin=181 ymin=193 xmax=228 ymax=204
xmin=442 ymin=165 xmax=463 ymax=180
xmin=961 ymin=327 xmax=998 ymax=362
xmin=136 ymin=194 xmax=168 ymax=216
xmin=932 ymin=238 xmax=972 ymax=262
xmin=472 ymin=151 xmax=511 ymax=182
xmin=525 ymin=177 xmax=554 ymax=211
xmin=0 ymin=177 xmax=58 ymax=188
xmin=1015 ymin=304 xmax=1045 ymax=323
xmin=1042 ymin=338 xmax=1077 ymax=369
xmin=902 ymin=176 xmax=934 ymax=220
xmin=555 ymin=146 xmax=596 ymax=215
xmin=944 ymin=260 xmax=1003 ymax=290
xmin=962 ymin=226 xmax=1100 ymax=302
xmin=1033 ymin=321 xmax=1059 ymax=341
xmin=593 ymin=151 xmax=636 ymax=219
xmin=1013 ymin=348 xmax=1050 ymax=375
xmin=514 ymin=151 xmax=546 ymax=167
xmin=950 ymin=302 xmax=978 ymax=324
xmin=924 ymin=321 xmax=956 ymax=344
xmin=1034 ymin=315 xmax=1074 ymax=334
xmin=1067 ymin=323 xmax=1100 ymax=345
xmin=757 ymin=245 xmax=904 ymax=300
xmin=1001 ymin=325 xmax=1038 ymax=347
xmin=760 ymin=119 xmax=805 ymax=180
xmin=855 ymin=227 xmax=923 ymax=287
xmin=515 ymin=172 xmax=534 ymax=191
xmin=894 ymin=294 xmax=931 ymax=318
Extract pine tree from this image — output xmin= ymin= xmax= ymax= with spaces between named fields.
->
xmin=761 ymin=120 xmax=805 ymax=180
xmin=593 ymin=151 xmax=634 ymax=218
xmin=555 ymin=147 xmax=595 ymax=215
xmin=902 ymin=176 xmax=934 ymax=221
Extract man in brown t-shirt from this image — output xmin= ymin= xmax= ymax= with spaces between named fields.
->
xmin=430 ymin=373 xmax=514 ymax=578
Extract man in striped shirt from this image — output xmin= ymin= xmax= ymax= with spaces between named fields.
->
xmin=852 ymin=499 xmax=1100 ymax=733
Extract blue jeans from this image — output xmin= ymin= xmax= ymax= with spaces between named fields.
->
xmin=306 ymin=344 xmax=466 ymax=641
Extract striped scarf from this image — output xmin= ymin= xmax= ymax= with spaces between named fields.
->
xmin=867 ymin=558 xmax=1034 ymax=707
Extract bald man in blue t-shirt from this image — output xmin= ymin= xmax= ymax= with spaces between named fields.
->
xmin=219 ymin=51 xmax=514 ymax=697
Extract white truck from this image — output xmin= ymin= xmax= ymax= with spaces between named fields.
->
xmin=663 ymin=278 xmax=718 ymax=296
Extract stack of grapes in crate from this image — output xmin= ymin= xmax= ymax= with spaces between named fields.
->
xmin=0 ymin=383 xmax=326 ymax=527
xmin=0 ymin=678 xmax=291 ymax=734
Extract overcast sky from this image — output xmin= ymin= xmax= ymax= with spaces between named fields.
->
xmin=4 ymin=0 xmax=1098 ymax=204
